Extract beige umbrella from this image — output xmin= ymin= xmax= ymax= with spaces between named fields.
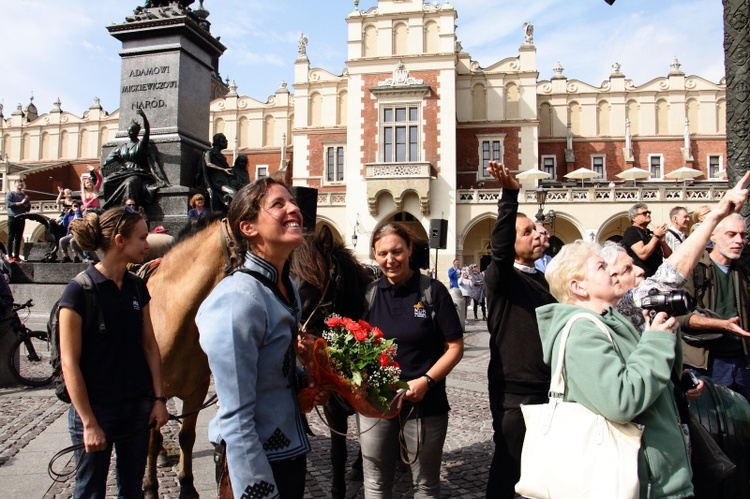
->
xmin=714 ymin=168 xmax=728 ymax=179
xmin=666 ymin=167 xmax=703 ymax=180
xmin=564 ymin=167 xmax=600 ymax=187
xmin=516 ymin=168 xmax=552 ymax=181
xmin=616 ymin=167 xmax=651 ymax=186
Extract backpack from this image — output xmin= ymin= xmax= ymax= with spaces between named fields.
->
xmin=363 ymin=273 xmax=436 ymax=328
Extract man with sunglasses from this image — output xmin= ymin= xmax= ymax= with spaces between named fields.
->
xmin=621 ymin=202 xmax=670 ymax=278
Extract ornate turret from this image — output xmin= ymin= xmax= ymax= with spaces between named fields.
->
xmin=24 ymin=95 xmax=38 ymax=122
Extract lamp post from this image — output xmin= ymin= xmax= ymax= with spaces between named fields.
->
xmin=534 ymin=186 xmax=556 ymax=229
xmin=351 ymin=220 xmax=359 ymax=247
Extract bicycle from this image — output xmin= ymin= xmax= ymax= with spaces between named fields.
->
xmin=5 ymin=299 xmax=54 ymax=387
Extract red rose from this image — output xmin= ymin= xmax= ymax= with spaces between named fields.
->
xmin=358 ymin=319 xmax=372 ymax=331
xmin=352 ymin=328 xmax=368 ymax=342
xmin=379 ymin=352 xmax=390 ymax=367
xmin=325 ymin=316 xmax=343 ymax=328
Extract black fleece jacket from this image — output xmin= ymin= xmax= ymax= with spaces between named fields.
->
xmin=485 ymin=189 xmax=557 ymax=394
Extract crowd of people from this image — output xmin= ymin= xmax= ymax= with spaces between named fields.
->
xmin=4 ymin=153 xmax=749 ymax=498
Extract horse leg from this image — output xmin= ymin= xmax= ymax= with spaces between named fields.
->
xmin=177 ymin=383 xmax=209 ymax=499
xmin=325 ymin=397 xmax=352 ymax=499
xmin=144 ymin=427 xmax=164 ymax=499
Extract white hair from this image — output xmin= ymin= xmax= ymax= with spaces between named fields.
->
xmin=599 ymin=240 xmax=628 ymax=266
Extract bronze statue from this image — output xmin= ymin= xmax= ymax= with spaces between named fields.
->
xmin=230 ymin=154 xmax=250 ymax=191
xmin=200 ymin=133 xmax=235 ymax=212
xmin=101 ymin=109 xmax=168 ymax=209
xmin=144 ymin=1 xmax=195 ymax=7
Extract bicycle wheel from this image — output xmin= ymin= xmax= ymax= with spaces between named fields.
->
xmin=8 ymin=330 xmax=54 ymax=387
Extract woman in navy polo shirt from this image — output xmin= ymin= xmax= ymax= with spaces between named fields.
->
xmin=359 ymin=222 xmax=464 ymax=498
xmin=59 ymin=206 xmax=168 ymax=498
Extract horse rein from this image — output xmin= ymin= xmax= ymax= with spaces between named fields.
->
xmin=48 ymin=394 xmax=219 ymax=482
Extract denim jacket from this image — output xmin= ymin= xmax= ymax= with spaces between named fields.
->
xmin=197 ymin=252 xmax=309 ymax=499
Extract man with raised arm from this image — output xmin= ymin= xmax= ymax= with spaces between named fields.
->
xmin=484 ymin=161 xmax=556 ymax=499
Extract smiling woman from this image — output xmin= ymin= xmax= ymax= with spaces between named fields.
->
xmin=196 ymin=177 xmax=316 ymax=499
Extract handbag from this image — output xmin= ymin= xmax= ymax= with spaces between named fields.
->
xmin=515 ymin=313 xmax=643 ymax=499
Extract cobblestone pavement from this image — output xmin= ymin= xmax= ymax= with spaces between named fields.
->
xmin=1 ymin=320 xmax=494 ymax=498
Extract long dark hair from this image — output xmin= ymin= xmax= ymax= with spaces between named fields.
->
xmin=227 ymin=176 xmax=294 ymax=260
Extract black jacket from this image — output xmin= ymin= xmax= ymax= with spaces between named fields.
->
xmin=484 ymin=189 xmax=556 ymax=394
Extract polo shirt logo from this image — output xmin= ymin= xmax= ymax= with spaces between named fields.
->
xmin=413 ymin=301 xmax=427 ymax=319
xmin=133 ymin=298 xmax=141 ymax=311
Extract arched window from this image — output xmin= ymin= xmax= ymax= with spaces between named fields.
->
xmin=263 ymin=115 xmax=276 ymax=147
xmin=686 ymin=99 xmax=699 ymax=133
xmin=22 ymin=133 xmax=30 ymax=160
xmin=656 ymin=100 xmax=669 ymax=135
xmin=472 ymin=83 xmax=486 ymax=121
xmin=99 ymin=127 xmax=108 ymax=151
xmin=214 ymin=118 xmax=225 ymax=135
xmin=309 ymin=93 xmax=322 ymax=127
xmin=539 ymin=103 xmax=552 ymax=137
xmin=717 ymin=99 xmax=726 ymax=134
xmin=569 ymin=102 xmax=581 ymax=135
xmin=238 ymin=116 xmax=249 ymax=148
xmin=597 ymin=101 xmax=610 ymax=136
xmin=79 ymin=129 xmax=89 ymax=158
xmin=337 ymin=91 xmax=348 ymax=126
xmin=424 ymin=21 xmax=439 ymax=53
xmin=60 ymin=130 xmax=69 ymax=159
xmin=2 ymin=134 xmax=10 ymax=160
xmin=363 ymin=25 xmax=377 ymax=57
xmin=41 ymin=132 xmax=51 ymax=159
xmin=505 ymin=82 xmax=520 ymax=120
xmin=393 ymin=22 xmax=408 ymax=56
xmin=626 ymin=100 xmax=639 ymax=135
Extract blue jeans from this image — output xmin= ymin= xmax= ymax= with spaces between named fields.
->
xmin=357 ymin=411 xmax=448 ymax=499
xmin=707 ymin=355 xmax=750 ymax=402
xmin=68 ymin=396 xmax=153 ymax=499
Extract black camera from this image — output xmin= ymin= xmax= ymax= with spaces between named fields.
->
xmin=641 ymin=289 xmax=691 ymax=317
xmin=679 ymin=370 xmax=700 ymax=392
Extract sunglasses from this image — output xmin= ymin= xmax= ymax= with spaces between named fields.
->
xmin=113 ymin=206 xmax=136 ymax=235
xmin=637 ymin=211 xmax=651 ymax=216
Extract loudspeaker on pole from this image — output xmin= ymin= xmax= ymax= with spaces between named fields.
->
xmin=290 ymin=186 xmax=318 ymax=232
xmin=429 ymin=219 xmax=448 ymax=249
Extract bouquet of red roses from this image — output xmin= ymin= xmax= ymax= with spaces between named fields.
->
xmin=297 ymin=315 xmax=408 ymax=419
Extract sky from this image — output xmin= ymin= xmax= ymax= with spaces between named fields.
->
xmin=1 ymin=0 xmax=725 ymax=118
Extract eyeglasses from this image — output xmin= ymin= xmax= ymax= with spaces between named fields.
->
xmin=637 ymin=211 xmax=651 ymax=217
xmin=195 ymin=198 xmax=204 ymax=201
xmin=537 ymin=229 xmax=549 ymax=236
xmin=125 ymin=202 xmax=136 ymax=207
xmin=113 ymin=206 xmax=135 ymax=235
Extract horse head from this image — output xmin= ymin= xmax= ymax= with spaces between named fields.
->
xmin=291 ymin=225 xmax=373 ymax=335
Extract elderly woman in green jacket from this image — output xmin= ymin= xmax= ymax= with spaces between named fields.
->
xmin=536 ymin=240 xmax=693 ymax=498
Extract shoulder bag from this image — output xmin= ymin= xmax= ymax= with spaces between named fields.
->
xmin=515 ymin=313 xmax=643 ymax=499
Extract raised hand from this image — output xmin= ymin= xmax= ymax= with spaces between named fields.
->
xmin=488 ymin=161 xmax=521 ymax=191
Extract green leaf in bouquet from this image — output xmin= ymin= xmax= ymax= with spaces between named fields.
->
xmin=352 ymin=371 xmax=363 ymax=386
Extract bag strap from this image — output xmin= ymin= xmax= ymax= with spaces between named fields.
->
xmin=549 ymin=313 xmax=615 ymax=397
xmin=73 ymin=271 xmax=106 ymax=335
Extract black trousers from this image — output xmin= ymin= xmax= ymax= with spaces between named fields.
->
xmin=7 ymin=216 xmax=25 ymax=258
xmin=486 ymin=383 xmax=547 ymax=499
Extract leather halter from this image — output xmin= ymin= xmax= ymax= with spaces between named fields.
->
xmin=219 ymin=218 xmax=238 ymax=274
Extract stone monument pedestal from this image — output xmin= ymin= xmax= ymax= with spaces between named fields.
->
xmin=105 ymin=8 xmax=226 ymax=227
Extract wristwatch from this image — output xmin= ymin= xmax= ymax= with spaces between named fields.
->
xmin=423 ymin=374 xmax=436 ymax=389
xmin=154 ymin=396 xmax=168 ymax=404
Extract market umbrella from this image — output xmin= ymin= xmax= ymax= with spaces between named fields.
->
xmin=516 ymin=168 xmax=552 ymax=181
xmin=616 ymin=167 xmax=651 ymax=186
xmin=666 ymin=167 xmax=704 ymax=181
xmin=564 ymin=167 xmax=599 ymax=187
xmin=714 ymin=168 xmax=728 ymax=179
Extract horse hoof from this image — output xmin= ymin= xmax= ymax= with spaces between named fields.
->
xmin=349 ymin=466 xmax=363 ymax=482
xmin=157 ymin=451 xmax=171 ymax=468
xmin=178 ymin=486 xmax=200 ymax=499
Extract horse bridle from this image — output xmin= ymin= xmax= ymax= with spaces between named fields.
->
xmin=219 ymin=218 xmax=238 ymax=274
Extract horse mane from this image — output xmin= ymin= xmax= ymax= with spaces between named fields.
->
xmin=174 ymin=212 xmax=226 ymax=244
xmin=290 ymin=229 xmax=372 ymax=299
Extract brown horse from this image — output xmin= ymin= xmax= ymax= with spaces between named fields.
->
xmin=142 ymin=213 xmax=235 ymax=499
